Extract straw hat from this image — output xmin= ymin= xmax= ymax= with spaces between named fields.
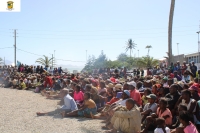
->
xmin=114 ymin=84 xmax=123 ymax=91
xmin=106 ymin=83 xmax=114 ymax=88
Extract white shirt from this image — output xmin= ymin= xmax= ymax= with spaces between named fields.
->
xmin=115 ymin=99 xmax=128 ymax=106
xmin=61 ymin=94 xmax=78 ymax=111
xmin=154 ymin=127 xmax=170 ymax=133
xmin=48 ymin=69 xmax=54 ymax=75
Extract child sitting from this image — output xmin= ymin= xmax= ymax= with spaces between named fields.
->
xmin=73 ymin=85 xmax=84 ymax=107
xmin=179 ymin=111 xmax=198 ymax=133
xmin=154 ymin=118 xmax=170 ymax=133
xmin=141 ymin=98 xmax=172 ymax=133
xmin=141 ymin=88 xmax=152 ymax=107
xmin=18 ymin=78 xmax=27 ymax=90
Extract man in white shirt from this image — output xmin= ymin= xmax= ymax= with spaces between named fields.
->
xmin=48 ymin=67 xmax=54 ymax=75
xmin=36 ymin=88 xmax=77 ymax=116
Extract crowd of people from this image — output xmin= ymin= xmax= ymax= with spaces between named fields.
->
xmin=0 ymin=61 xmax=200 ymax=133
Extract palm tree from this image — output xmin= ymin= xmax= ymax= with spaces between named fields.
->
xmin=145 ymin=45 xmax=152 ymax=56
xmin=35 ymin=55 xmax=54 ymax=67
xmin=137 ymin=56 xmax=159 ymax=68
xmin=125 ymin=39 xmax=137 ymax=57
xmin=168 ymin=0 xmax=175 ymax=66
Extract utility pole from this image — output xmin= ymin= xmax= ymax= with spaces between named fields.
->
xmin=54 ymin=50 xmax=56 ymax=68
xmin=177 ymin=43 xmax=179 ymax=61
xmin=4 ymin=57 xmax=5 ymax=66
xmin=52 ymin=54 xmax=53 ymax=68
xmin=197 ymin=31 xmax=200 ymax=63
xmin=14 ymin=29 xmax=16 ymax=66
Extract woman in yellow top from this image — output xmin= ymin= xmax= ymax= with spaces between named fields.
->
xmin=65 ymin=92 xmax=97 ymax=118
xmin=18 ymin=79 xmax=27 ymax=90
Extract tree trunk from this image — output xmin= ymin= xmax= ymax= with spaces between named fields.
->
xmin=168 ymin=0 xmax=175 ymax=66
xmin=130 ymin=49 xmax=131 ymax=57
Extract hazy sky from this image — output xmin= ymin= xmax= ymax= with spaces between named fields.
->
xmin=0 ymin=0 xmax=200 ymax=67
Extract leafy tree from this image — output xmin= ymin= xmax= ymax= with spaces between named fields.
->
xmin=106 ymin=60 xmax=123 ymax=68
xmin=93 ymin=50 xmax=107 ymax=69
xmin=117 ymin=53 xmax=128 ymax=62
xmin=35 ymin=55 xmax=54 ymax=67
xmin=137 ymin=56 xmax=159 ymax=68
xmin=82 ymin=55 xmax=95 ymax=73
xmin=125 ymin=39 xmax=137 ymax=57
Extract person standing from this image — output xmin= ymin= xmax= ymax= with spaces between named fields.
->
xmin=190 ymin=61 xmax=197 ymax=78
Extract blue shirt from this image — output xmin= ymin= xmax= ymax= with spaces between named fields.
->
xmin=61 ymin=94 xmax=78 ymax=111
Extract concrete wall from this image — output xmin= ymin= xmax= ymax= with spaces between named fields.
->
xmin=172 ymin=54 xmax=186 ymax=64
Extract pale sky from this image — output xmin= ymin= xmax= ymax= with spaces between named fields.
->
xmin=0 ymin=0 xmax=200 ymax=68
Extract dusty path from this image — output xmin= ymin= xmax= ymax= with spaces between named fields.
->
xmin=0 ymin=88 xmax=104 ymax=133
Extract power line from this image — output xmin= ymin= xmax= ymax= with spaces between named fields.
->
xmin=15 ymin=29 xmax=197 ymax=37
xmin=16 ymin=48 xmax=85 ymax=62
xmin=0 ymin=47 xmax=13 ymax=49
xmin=16 ymin=34 xmax=195 ymax=40
xmin=14 ymin=25 xmax=199 ymax=32
xmin=16 ymin=48 xmax=43 ymax=56
xmin=0 ymin=25 xmax=198 ymax=33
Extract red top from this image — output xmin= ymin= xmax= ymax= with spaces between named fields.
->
xmin=106 ymin=97 xmax=119 ymax=105
xmin=130 ymin=89 xmax=142 ymax=106
xmin=44 ymin=76 xmax=53 ymax=87
xmin=73 ymin=91 xmax=84 ymax=102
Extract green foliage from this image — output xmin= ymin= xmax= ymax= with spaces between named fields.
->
xmin=137 ymin=56 xmax=159 ymax=68
xmin=93 ymin=51 xmax=107 ymax=68
xmin=117 ymin=53 xmax=128 ymax=62
xmin=35 ymin=55 xmax=55 ymax=67
xmin=82 ymin=46 xmax=157 ymax=72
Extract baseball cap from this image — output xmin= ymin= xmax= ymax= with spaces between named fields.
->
xmin=123 ymin=90 xmax=130 ymax=97
xmin=146 ymin=94 xmax=157 ymax=100
xmin=127 ymin=81 xmax=136 ymax=88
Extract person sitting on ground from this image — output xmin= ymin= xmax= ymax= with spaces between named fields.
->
xmin=188 ymin=85 xmax=200 ymax=101
xmin=141 ymin=94 xmax=158 ymax=123
xmin=177 ymin=111 xmax=198 ymax=133
xmin=106 ymin=90 xmax=121 ymax=105
xmin=128 ymin=81 xmax=142 ymax=107
xmin=17 ymin=78 xmax=27 ymax=90
xmin=105 ymin=83 xmax=114 ymax=102
xmin=141 ymin=98 xmax=172 ymax=133
xmin=141 ymin=88 xmax=152 ymax=107
xmin=154 ymin=118 xmax=170 ymax=133
xmin=100 ymin=90 xmax=130 ymax=128
xmin=104 ymin=99 xmax=141 ymax=133
xmin=85 ymin=84 xmax=92 ymax=93
xmin=165 ymin=84 xmax=180 ymax=116
xmin=37 ymin=88 xmax=78 ymax=116
xmin=63 ymin=92 xmax=97 ymax=118
xmin=73 ymin=85 xmax=84 ymax=107
xmin=171 ymin=104 xmax=188 ymax=132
